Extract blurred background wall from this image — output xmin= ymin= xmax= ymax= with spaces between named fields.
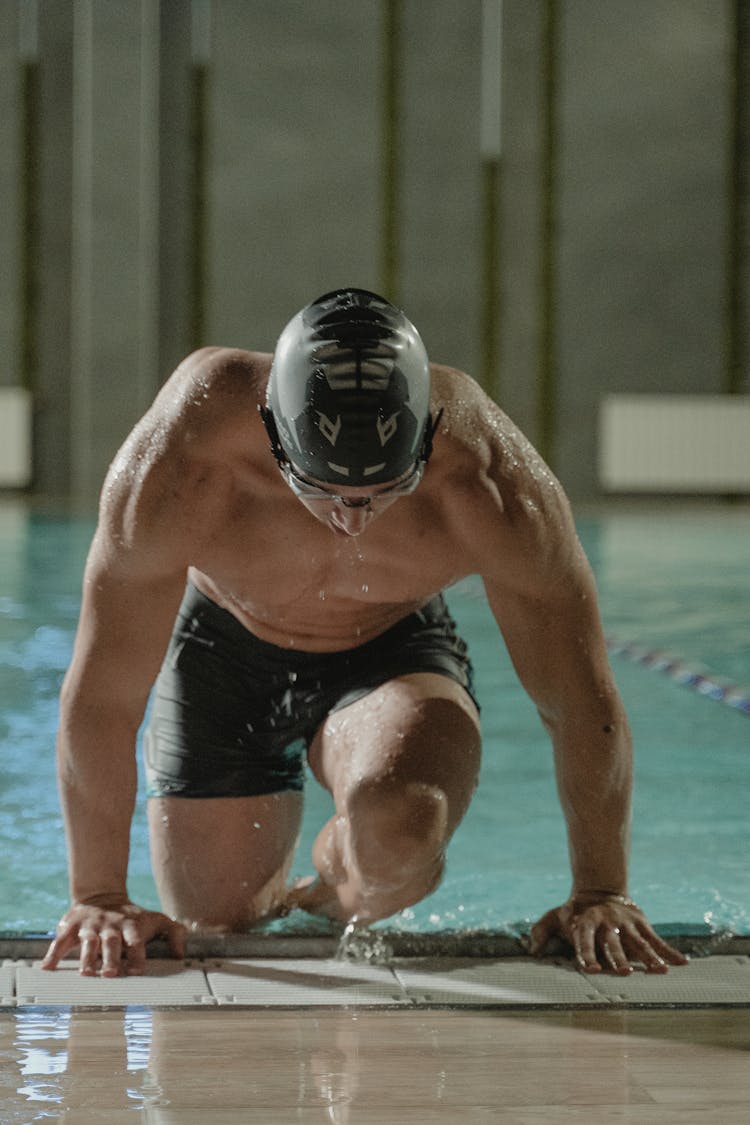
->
xmin=0 ymin=0 xmax=747 ymax=505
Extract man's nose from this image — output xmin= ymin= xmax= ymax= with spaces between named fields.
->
xmin=331 ymin=504 xmax=373 ymax=536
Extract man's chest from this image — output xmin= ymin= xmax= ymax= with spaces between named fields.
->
xmin=191 ymin=508 xmax=470 ymax=612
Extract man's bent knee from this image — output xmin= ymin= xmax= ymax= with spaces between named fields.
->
xmin=347 ymin=779 xmax=450 ymax=893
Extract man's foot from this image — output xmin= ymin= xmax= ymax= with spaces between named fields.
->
xmin=285 ymin=875 xmax=345 ymax=920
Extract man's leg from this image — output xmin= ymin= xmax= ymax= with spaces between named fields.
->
xmin=147 ymin=791 xmax=303 ymax=930
xmin=297 ymin=672 xmax=481 ymax=923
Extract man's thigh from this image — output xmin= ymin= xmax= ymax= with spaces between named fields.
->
xmin=307 ymin=672 xmax=481 ymax=833
xmin=147 ymin=791 xmax=304 ymax=928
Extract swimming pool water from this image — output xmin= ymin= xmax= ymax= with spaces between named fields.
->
xmin=1 ymin=500 xmax=748 ymax=936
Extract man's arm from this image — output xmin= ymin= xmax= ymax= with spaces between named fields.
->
xmin=42 ymin=499 xmax=189 ymax=975
xmin=480 ymin=489 xmax=688 ymax=974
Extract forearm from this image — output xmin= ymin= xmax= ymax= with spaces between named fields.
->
xmin=57 ymin=705 xmax=139 ymax=904
xmin=546 ymin=702 xmax=633 ymax=896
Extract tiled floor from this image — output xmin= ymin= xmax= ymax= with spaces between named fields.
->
xmin=3 ymin=954 xmax=750 ymax=1008
xmin=2 ymin=1001 xmax=749 ymax=1122
xmin=2 ymin=958 xmax=749 ymax=1122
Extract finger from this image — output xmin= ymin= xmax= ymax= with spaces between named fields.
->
xmin=527 ymin=912 xmax=555 ymax=957
xmin=122 ymin=920 xmax=148 ymax=976
xmin=572 ymin=922 xmax=602 ymax=974
xmin=637 ymin=929 xmax=689 ymax=968
xmin=40 ymin=916 xmax=83 ymax=970
xmin=661 ymin=948 xmax=690 ymax=967
xmin=99 ymin=928 xmax=124 ymax=978
xmin=40 ymin=932 xmax=75 ymax=972
xmin=124 ymin=947 xmax=146 ymax=976
xmin=165 ymin=918 xmax=187 ymax=961
xmin=620 ymin=927 xmax=670 ymax=974
xmin=78 ymin=931 xmax=102 ymax=977
xmin=599 ymin=928 xmax=633 ymax=977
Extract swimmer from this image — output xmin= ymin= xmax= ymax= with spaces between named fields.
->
xmin=41 ymin=288 xmax=688 ymax=978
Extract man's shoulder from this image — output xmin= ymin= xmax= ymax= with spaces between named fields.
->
xmin=100 ymin=349 xmax=266 ymax=540
xmin=430 ymin=363 xmax=513 ymax=432
xmin=430 ymin=361 xmax=479 ymax=399
xmin=174 ymin=346 xmax=271 ymax=396
xmin=143 ymin=346 xmax=272 ymax=453
xmin=430 ymin=363 xmax=524 ymax=469
xmin=427 ymin=364 xmax=576 ymax=573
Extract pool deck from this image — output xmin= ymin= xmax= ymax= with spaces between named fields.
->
xmin=3 ymin=943 xmax=749 ymax=1121
xmin=1 ymin=933 xmax=749 ymax=1009
xmin=1 ymin=955 xmax=749 ymax=1009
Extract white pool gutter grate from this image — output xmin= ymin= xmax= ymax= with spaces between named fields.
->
xmin=1 ymin=955 xmax=749 ymax=1010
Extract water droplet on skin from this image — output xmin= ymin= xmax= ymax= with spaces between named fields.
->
xmin=361 ymin=584 xmax=369 ymax=594
xmin=253 ymin=822 xmax=261 ymax=829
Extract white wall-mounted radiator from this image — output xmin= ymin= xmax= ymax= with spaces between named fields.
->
xmin=0 ymin=387 xmax=33 ymax=488
xmin=599 ymin=394 xmax=750 ymax=493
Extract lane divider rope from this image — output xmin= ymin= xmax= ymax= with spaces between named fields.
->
xmin=605 ymin=635 xmax=750 ymax=717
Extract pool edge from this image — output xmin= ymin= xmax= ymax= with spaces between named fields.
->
xmin=2 ymin=929 xmax=748 ymax=961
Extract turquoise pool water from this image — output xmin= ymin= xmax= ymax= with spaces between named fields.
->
xmin=1 ymin=500 xmax=748 ymax=937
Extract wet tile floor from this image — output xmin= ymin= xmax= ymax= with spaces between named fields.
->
xmin=1 ymin=958 xmax=749 ymax=1122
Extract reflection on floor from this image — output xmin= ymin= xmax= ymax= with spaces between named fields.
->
xmin=0 ymin=957 xmax=749 ymax=1122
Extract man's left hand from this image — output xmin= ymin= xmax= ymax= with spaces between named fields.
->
xmin=528 ymin=893 xmax=690 ymax=975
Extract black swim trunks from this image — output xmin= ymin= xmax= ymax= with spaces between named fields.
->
xmin=144 ymin=582 xmax=476 ymax=799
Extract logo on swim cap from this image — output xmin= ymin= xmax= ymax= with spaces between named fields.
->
xmin=377 ymin=413 xmax=399 ymax=446
xmin=265 ymin=288 xmax=432 ymax=486
xmin=318 ymin=412 xmax=342 ymax=447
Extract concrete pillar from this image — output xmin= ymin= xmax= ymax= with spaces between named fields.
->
xmin=34 ymin=0 xmax=74 ymax=496
xmin=400 ymin=0 xmax=483 ymax=378
xmin=207 ymin=0 xmax=381 ymax=351
xmin=70 ymin=0 xmax=161 ymax=504
xmin=0 ymin=0 xmax=21 ymax=391
xmin=157 ymin=0 xmax=193 ymax=376
xmin=555 ymin=0 xmax=730 ymax=496
xmin=496 ymin=0 xmax=546 ymax=441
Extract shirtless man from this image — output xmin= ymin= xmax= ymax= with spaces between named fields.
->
xmin=41 ymin=288 xmax=687 ymax=978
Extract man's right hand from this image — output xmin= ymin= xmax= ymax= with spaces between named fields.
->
xmin=41 ymin=901 xmax=187 ymax=977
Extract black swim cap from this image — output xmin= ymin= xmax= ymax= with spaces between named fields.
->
xmin=265 ymin=288 xmax=432 ymax=486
